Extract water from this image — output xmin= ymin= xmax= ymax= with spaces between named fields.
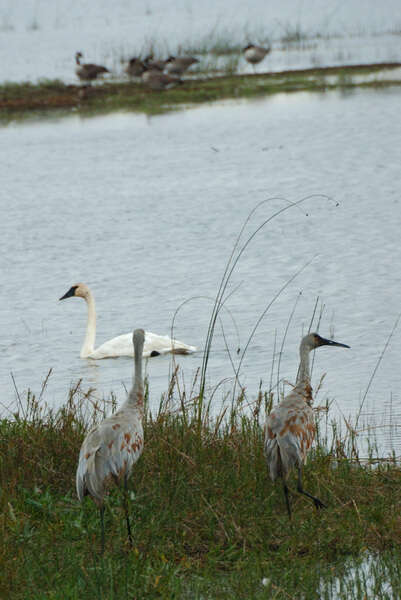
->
xmin=0 ymin=0 xmax=400 ymax=83
xmin=1 ymin=87 xmax=400 ymax=456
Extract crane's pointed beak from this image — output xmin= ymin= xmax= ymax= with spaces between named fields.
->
xmin=320 ymin=336 xmax=350 ymax=349
xmin=59 ymin=286 xmax=77 ymax=301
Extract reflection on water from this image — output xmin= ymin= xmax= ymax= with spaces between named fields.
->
xmin=318 ymin=551 xmax=399 ymax=599
xmin=1 ymin=87 xmax=400 ymax=456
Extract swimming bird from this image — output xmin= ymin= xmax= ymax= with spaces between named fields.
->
xmin=59 ymin=283 xmax=196 ymax=359
xmin=76 ymin=328 xmax=145 ymax=552
xmin=125 ymin=57 xmax=145 ymax=78
xmin=265 ymin=332 xmax=350 ymax=518
xmin=164 ymin=55 xmax=199 ymax=76
xmin=243 ymin=44 xmax=271 ymax=70
xmin=75 ymin=52 xmax=109 ymax=82
xmin=141 ymin=69 xmax=182 ymax=91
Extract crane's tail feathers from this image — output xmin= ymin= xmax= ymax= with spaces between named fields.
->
xmin=76 ymin=447 xmax=121 ymax=505
xmin=76 ymin=452 xmax=103 ymax=504
xmin=277 ymin=434 xmax=304 ymax=475
xmin=264 ymin=438 xmax=282 ymax=481
xmin=265 ymin=434 xmax=304 ymax=481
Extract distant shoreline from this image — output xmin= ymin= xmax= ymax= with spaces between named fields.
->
xmin=1 ymin=62 xmax=400 ymax=121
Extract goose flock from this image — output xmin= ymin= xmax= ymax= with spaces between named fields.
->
xmin=74 ymin=51 xmax=199 ymax=89
xmin=73 ymin=43 xmax=271 ymax=87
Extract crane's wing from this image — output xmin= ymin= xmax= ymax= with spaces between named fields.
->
xmin=76 ymin=415 xmax=144 ymax=504
xmin=265 ymin=395 xmax=315 ymax=480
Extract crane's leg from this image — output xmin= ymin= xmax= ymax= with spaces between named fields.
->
xmin=283 ymin=482 xmax=292 ymax=519
xmin=99 ymin=506 xmax=105 ymax=554
xmin=123 ymin=476 xmax=133 ymax=547
xmin=297 ymin=468 xmax=327 ymax=510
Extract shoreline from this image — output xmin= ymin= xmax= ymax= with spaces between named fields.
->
xmin=1 ymin=62 xmax=400 ymax=121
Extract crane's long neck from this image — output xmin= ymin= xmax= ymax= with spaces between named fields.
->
xmin=126 ymin=340 xmax=144 ymax=415
xmin=81 ymin=292 xmax=96 ymax=358
xmin=75 ymin=54 xmax=81 ymax=65
xmin=295 ymin=341 xmax=314 ymax=404
xmin=296 ymin=342 xmax=311 ymax=386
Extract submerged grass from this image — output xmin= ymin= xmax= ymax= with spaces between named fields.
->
xmin=1 ymin=379 xmax=400 ymax=599
xmin=1 ymin=63 xmax=400 ymax=122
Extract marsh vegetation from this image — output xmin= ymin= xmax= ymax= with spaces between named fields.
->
xmin=1 ymin=376 xmax=400 ymax=599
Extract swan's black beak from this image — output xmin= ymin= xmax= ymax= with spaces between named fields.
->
xmin=319 ymin=336 xmax=350 ymax=349
xmin=59 ymin=286 xmax=77 ymax=301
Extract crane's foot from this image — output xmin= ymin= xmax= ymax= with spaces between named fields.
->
xmin=297 ymin=468 xmax=327 ymax=511
xmin=313 ymin=497 xmax=327 ymax=510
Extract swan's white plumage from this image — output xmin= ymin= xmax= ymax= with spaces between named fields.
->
xmin=59 ymin=283 xmax=196 ymax=359
xmin=89 ymin=330 xmax=196 ymax=359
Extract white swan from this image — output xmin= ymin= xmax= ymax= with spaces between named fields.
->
xmin=59 ymin=283 xmax=196 ymax=359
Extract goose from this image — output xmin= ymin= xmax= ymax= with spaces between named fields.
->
xmin=164 ymin=55 xmax=199 ymax=76
xmin=59 ymin=283 xmax=196 ymax=359
xmin=125 ymin=57 xmax=146 ymax=78
xmin=143 ymin=54 xmax=166 ymax=72
xmin=141 ymin=69 xmax=182 ymax=91
xmin=243 ymin=44 xmax=271 ymax=68
xmin=75 ymin=52 xmax=109 ymax=82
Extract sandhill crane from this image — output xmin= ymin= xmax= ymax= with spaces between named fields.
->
xmin=59 ymin=283 xmax=196 ymax=358
xmin=243 ymin=44 xmax=271 ymax=71
xmin=165 ymin=55 xmax=199 ymax=76
xmin=75 ymin=52 xmax=109 ymax=82
xmin=265 ymin=332 xmax=350 ymax=518
xmin=76 ymin=328 xmax=145 ymax=552
xmin=141 ymin=69 xmax=182 ymax=91
xmin=125 ymin=57 xmax=145 ymax=78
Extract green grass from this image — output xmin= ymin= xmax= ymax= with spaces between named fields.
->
xmin=1 ymin=63 xmax=400 ymax=122
xmin=1 ymin=382 xmax=400 ymax=599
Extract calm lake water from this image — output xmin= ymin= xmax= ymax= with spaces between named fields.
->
xmin=0 ymin=0 xmax=400 ymax=83
xmin=1 ymin=87 xmax=400 ymax=456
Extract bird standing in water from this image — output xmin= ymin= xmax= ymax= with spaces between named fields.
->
xmin=265 ymin=332 xmax=350 ymax=518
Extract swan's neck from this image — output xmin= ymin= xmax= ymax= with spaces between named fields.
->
xmin=81 ymin=292 xmax=96 ymax=358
